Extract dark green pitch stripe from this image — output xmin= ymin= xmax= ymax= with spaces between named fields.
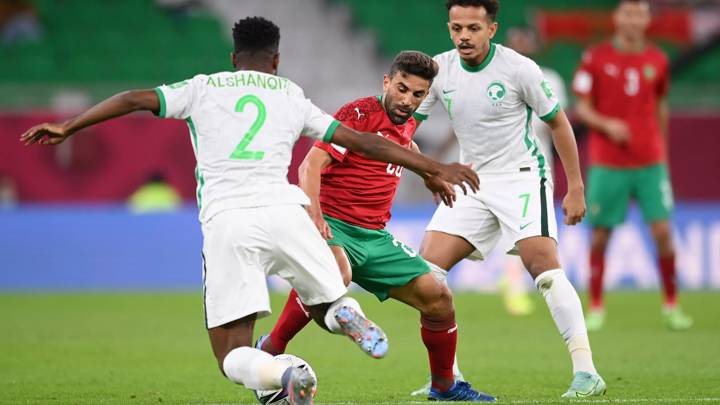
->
xmin=540 ymin=178 xmax=549 ymax=237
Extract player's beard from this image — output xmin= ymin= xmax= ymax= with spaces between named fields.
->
xmin=383 ymin=96 xmax=412 ymax=125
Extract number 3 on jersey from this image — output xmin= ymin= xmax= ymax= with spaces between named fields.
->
xmin=230 ymin=95 xmax=266 ymax=160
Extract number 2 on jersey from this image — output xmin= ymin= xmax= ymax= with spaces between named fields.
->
xmin=230 ymin=95 xmax=266 ymax=160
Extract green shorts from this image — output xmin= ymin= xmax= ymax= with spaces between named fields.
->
xmin=587 ymin=164 xmax=674 ymax=228
xmin=324 ymin=215 xmax=430 ymax=301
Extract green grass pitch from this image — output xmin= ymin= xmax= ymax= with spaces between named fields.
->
xmin=1 ymin=291 xmax=719 ymax=404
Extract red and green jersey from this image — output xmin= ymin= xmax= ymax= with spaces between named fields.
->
xmin=573 ymin=41 xmax=669 ymax=167
xmin=314 ymin=96 xmax=417 ymax=230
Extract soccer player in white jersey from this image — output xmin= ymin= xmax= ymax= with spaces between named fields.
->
xmin=410 ymin=1 xmax=606 ymax=398
xmin=497 ymin=26 xmax=569 ymax=317
xmin=20 ymin=17 xmax=479 ymax=405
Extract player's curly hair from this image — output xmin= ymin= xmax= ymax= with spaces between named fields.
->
xmin=445 ymin=0 xmax=500 ymax=21
xmin=389 ymin=51 xmax=439 ymax=82
xmin=232 ymin=16 xmax=280 ymax=54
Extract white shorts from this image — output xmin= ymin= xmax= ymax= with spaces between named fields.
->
xmin=201 ymin=205 xmax=346 ymax=329
xmin=427 ymin=172 xmax=557 ymax=261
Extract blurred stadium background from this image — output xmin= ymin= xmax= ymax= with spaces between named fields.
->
xmin=1 ymin=0 xmax=718 ymax=292
xmin=2 ymin=1 xmax=720 ymax=404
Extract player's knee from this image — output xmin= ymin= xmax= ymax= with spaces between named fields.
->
xmin=419 ymin=285 xmax=454 ymax=317
xmin=651 ymin=223 xmax=674 ymax=255
xmin=524 ymin=252 xmax=560 ymax=279
xmin=590 ymin=229 xmax=611 ymax=253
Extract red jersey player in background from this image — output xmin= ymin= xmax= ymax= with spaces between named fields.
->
xmin=573 ymin=0 xmax=692 ymax=331
xmin=257 ymin=51 xmax=496 ymax=402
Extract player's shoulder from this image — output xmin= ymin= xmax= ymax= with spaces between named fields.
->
xmin=432 ymin=49 xmax=457 ymax=63
xmin=580 ymin=41 xmax=613 ymax=65
xmin=163 ymin=72 xmax=210 ymax=88
xmin=283 ymin=78 xmax=305 ymax=98
xmin=645 ymin=43 xmax=670 ymax=63
xmin=195 ymin=71 xmax=224 ymax=85
xmin=495 ymin=43 xmax=526 ymax=62
xmin=495 ymin=43 xmax=537 ymax=69
xmin=493 ymin=44 xmax=541 ymax=80
xmin=334 ymin=96 xmax=384 ymax=124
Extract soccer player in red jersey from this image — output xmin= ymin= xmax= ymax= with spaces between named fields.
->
xmin=573 ymin=0 xmax=692 ymax=330
xmin=257 ymin=51 xmax=496 ymax=402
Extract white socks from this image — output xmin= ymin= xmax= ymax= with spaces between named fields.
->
xmin=323 ymin=296 xmax=365 ymax=333
xmin=535 ymin=269 xmax=597 ymax=375
xmin=567 ymin=334 xmax=597 ymax=375
xmin=222 ymin=347 xmax=289 ymax=390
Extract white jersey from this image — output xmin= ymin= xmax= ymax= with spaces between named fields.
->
xmin=155 ymin=70 xmax=339 ymax=223
xmin=532 ymin=66 xmax=568 ymax=175
xmin=415 ymin=43 xmax=560 ymax=178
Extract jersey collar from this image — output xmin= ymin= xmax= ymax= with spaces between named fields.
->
xmin=459 ymin=42 xmax=496 ymax=73
xmin=612 ymin=36 xmax=646 ymax=54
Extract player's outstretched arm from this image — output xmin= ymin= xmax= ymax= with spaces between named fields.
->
xmin=20 ymin=90 xmax=160 ymax=146
xmin=331 ymin=124 xmax=479 ymax=194
xmin=298 ymin=147 xmax=334 ymax=239
xmin=546 ymin=108 xmax=586 ymax=225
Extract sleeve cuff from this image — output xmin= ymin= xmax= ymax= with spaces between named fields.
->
xmin=323 ymin=120 xmax=341 ymax=143
xmin=154 ymin=87 xmax=167 ymax=118
xmin=413 ymin=112 xmax=429 ymax=121
xmin=539 ymin=103 xmax=560 ymax=122
xmin=314 ymin=140 xmax=347 ymax=162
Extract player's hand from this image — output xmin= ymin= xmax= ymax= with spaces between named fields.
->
xmin=603 ymin=119 xmax=630 ymax=145
xmin=20 ymin=122 xmax=72 ymax=146
xmin=562 ymin=187 xmax=586 ymax=225
xmin=423 ymin=176 xmax=456 ymax=207
xmin=436 ymin=163 xmax=479 ymax=195
xmin=307 ymin=207 xmax=333 ymax=240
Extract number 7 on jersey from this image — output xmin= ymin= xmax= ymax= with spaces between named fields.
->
xmin=230 ymin=95 xmax=266 ymax=160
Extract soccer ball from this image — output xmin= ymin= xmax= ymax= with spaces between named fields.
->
xmin=254 ymin=354 xmax=317 ymax=405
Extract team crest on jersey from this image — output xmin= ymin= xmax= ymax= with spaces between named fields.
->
xmin=486 ymin=81 xmax=506 ymax=105
xmin=643 ymin=64 xmax=656 ymax=80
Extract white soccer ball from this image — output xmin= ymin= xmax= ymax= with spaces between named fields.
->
xmin=254 ymin=354 xmax=317 ymax=405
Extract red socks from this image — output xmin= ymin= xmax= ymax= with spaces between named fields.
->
xmin=589 ymin=250 xmax=605 ymax=310
xmin=659 ymin=254 xmax=677 ymax=306
xmin=266 ymin=289 xmax=312 ymax=355
xmin=420 ymin=312 xmax=457 ymax=392
xmin=591 ymin=250 xmax=678 ymax=308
